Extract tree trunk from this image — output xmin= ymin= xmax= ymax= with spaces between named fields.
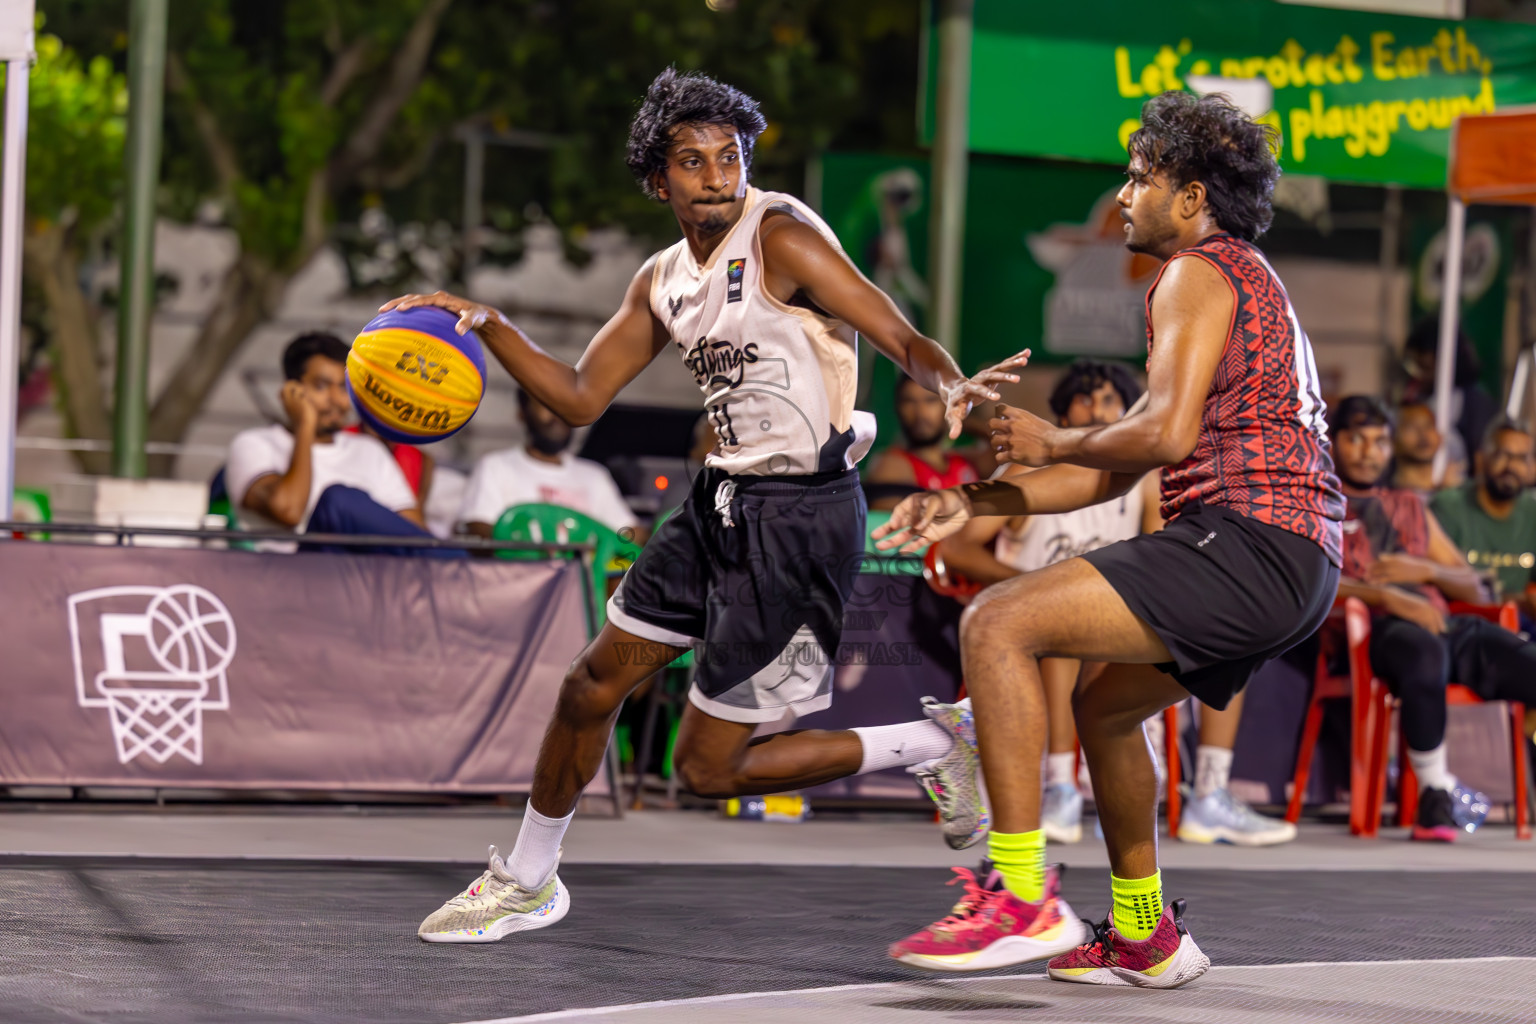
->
xmin=22 ymin=224 xmax=112 ymax=475
xmin=144 ymin=251 xmax=291 ymax=478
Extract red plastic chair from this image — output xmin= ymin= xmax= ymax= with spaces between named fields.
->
xmin=925 ymin=543 xmax=1184 ymax=836
xmin=1287 ymin=596 xmax=1380 ymax=835
xmin=1388 ymin=601 xmax=1530 ymax=840
xmin=1288 ymin=596 xmax=1531 ymax=839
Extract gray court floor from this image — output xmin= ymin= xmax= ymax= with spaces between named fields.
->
xmin=2 ymin=855 xmax=1533 ymax=1023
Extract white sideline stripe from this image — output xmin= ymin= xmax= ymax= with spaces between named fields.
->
xmin=452 ymin=956 xmax=1536 ymax=1023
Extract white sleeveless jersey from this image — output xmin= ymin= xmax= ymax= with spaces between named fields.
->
xmin=994 ymin=482 xmax=1145 ymax=572
xmin=649 ymin=187 xmax=876 ymax=476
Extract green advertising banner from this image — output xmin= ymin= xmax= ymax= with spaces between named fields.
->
xmin=818 ymin=152 xmax=1131 ymax=440
xmin=925 ymin=1 xmax=1536 ymax=187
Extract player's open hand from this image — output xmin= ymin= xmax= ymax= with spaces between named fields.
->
xmin=872 ymin=488 xmax=973 ymax=555
xmin=942 ymin=350 xmax=1030 ymax=440
xmin=379 ymin=290 xmax=511 ymax=336
xmin=989 ymin=403 xmax=1059 ymax=467
xmin=279 ymin=379 xmax=319 ymax=435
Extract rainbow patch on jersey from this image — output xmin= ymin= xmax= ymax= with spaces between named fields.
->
xmin=726 ymin=258 xmax=745 ymax=302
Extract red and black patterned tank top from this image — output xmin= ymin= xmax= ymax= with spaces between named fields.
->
xmin=1340 ymin=488 xmax=1446 ymax=613
xmin=1146 ymin=232 xmax=1344 ymax=565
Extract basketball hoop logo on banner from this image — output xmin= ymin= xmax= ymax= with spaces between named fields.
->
xmin=67 ymin=585 xmax=236 ymax=765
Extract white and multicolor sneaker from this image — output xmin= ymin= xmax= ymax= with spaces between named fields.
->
xmin=914 ymin=696 xmax=990 ymax=850
xmin=417 ymin=845 xmax=570 ymax=943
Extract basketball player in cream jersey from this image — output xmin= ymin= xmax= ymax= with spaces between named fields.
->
xmin=386 ymin=70 xmax=1027 ymax=944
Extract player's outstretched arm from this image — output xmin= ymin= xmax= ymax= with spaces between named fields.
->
xmin=989 ymin=256 xmax=1231 ymax=472
xmin=758 ymin=214 xmax=1025 ymax=439
xmin=873 ymin=462 xmax=1140 ymax=554
xmin=380 ymin=258 xmax=669 ymax=427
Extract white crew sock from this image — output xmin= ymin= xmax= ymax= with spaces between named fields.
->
xmin=507 ymin=804 xmax=574 ymax=889
xmin=1194 ymin=745 xmax=1234 ymax=799
xmin=1408 ymin=744 xmax=1457 ymax=794
xmin=1045 ymin=752 xmax=1077 ymax=788
xmin=852 ymin=720 xmax=954 ymax=775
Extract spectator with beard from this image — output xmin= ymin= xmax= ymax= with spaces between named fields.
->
xmin=457 ymin=387 xmax=640 ymax=540
xmin=1391 ymin=400 xmax=1465 ymax=499
xmin=1431 ymin=418 xmax=1536 ymax=623
xmin=864 ymin=372 xmax=979 ymax=511
xmin=1329 ymin=396 xmax=1536 ymax=841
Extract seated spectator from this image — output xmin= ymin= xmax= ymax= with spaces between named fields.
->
xmin=863 ymin=372 xmax=977 ymax=510
xmin=1391 ymin=400 xmax=1464 ymax=498
xmin=225 ymin=332 xmax=457 ymax=557
xmin=935 ymin=359 xmax=1294 ymax=846
xmin=1329 ymin=395 xmax=1536 ymax=841
xmin=1431 ymin=417 xmax=1536 ymax=623
xmin=458 ymin=388 xmax=639 ymax=540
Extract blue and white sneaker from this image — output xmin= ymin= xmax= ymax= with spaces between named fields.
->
xmin=1042 ymin=782 xmax=1083 ymax=844
xmin=1176 ymin=788 xmax=1297 ymax=846
xmin=914 ymin=696 xmax=990 ymax=850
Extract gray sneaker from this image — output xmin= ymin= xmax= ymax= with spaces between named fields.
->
xmin=417 ymin=845 xmax=570 ymax=943
xmin=913 ymin=696 xmax=990 ymax=850
xmin=1176 ymin=789 xmax=1297 ymax=847
xmin=1041 ymin=782 xmax=1083 ymax=844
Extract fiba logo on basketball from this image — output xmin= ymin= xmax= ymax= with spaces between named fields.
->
xmin=67 ymin=585 xmax=237 ymax=766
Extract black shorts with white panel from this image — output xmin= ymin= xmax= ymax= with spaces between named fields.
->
xmin=607 ymin=466 xmax=866 ymax=724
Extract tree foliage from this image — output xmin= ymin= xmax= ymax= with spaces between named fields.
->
xmin=27 ymin=0 xmax=920 ymax=473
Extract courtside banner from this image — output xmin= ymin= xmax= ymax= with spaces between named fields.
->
xmin=0 ymin=543 xmax=600 ymax=794
xmin=923 ymin=0 xmax=1536 ymax=187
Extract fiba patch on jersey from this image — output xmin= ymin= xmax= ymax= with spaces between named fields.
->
xmin=726 ymin=258 xmax=745 ymax=302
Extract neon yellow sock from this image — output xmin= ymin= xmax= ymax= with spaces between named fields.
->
xmin=986 ymin=829 xmax=1045 ymax=902
xmin=1110 ymin=871 xmax=1163 ymax=940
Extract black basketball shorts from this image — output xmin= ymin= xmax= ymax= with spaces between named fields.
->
xmin=607 ymin=466 xmax=866 ymax=724
xmin=1081 ymin=502 xmax=1340 ymax=710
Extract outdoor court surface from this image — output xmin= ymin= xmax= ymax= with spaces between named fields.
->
xmin=2 ymin=808 xmax=1533 ymax=1023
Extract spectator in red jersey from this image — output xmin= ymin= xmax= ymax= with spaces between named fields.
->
xmin=864 ymin=372 xmax=979 ymax=510
xmin=1329 ymin=394 xmax=1536 ymax=841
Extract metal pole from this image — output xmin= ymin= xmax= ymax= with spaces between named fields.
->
xmin=1433 ymin=197 xmax=1466 ymax=483
xmin=0 ymin=54 xmax=32 ymax=521
xmin=113 ymin=0 xmax=168 ymax=479
xmin=927 ymin=0 xmax=972 ymax=357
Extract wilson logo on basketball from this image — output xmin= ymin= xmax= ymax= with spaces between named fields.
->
xmin=394 ymin=351 xmax=451 ymax=386
xmin=360 ymin=372 xmax=457 ymax=432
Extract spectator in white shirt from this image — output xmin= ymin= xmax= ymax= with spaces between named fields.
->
xmin=458 ymin=389 xmax=641 ymax=541
xmin=225 ymin=332 xmax=461 ymax=557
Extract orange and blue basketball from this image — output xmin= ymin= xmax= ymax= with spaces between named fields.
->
xmin=347 ymin=306 xmax=486 ymax=444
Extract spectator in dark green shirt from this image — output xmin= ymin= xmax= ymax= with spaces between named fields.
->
xmin=1430 ymin=418 xmax=1536 ymax=620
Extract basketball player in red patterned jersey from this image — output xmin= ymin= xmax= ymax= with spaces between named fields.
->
xmin=877 ymin=92 xmax=1343 ymax=987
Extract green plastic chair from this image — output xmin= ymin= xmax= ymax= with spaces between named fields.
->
xmin=492 ymin=504 xmax=643 ymax=630
xmin=12 ymin=487 xmax=50 ymax=523
xmin=11 ymin=488 xmax=51 ymax=540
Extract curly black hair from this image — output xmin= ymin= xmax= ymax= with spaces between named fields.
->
xmin=282 ymin=332 xmax=349 ymax=381
xmin=625 ymin=68 xmax=767 ymax=200
xmin=1127 ymin=91 xmax=1280 ymax=242
xmin=1048 ymin=358 xmax=1143 ymax=421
